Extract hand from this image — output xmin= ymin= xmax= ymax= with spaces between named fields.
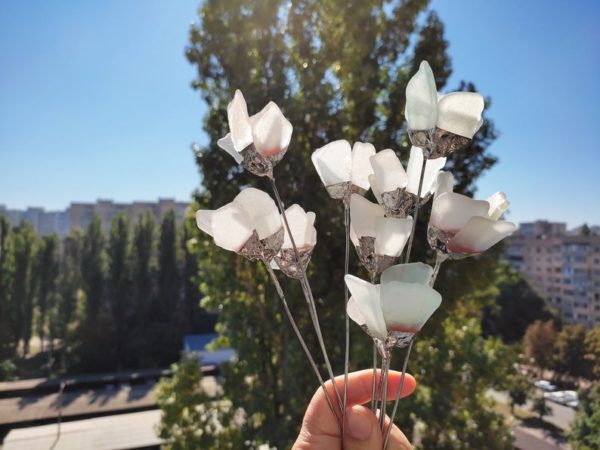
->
xmin=293 ymin=369 xmax=416 ymax=450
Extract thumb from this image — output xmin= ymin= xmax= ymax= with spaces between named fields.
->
xmin=343 ymin=405 xmax=382 ymax=450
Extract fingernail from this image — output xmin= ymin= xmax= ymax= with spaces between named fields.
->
xmin=347 ymin=406 xmax=372 ymax=440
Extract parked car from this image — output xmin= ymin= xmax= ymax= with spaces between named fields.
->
xmin=543 ymin=390 xmax=579 ymax=408
xmin=534 ymin=380 xmax=556 ymax=392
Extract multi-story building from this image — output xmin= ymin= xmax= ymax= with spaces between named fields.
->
xmin=507 ymin=221 xmax=600 ymax=327
xmin=0 ymin=198 xmax=189 ymax=238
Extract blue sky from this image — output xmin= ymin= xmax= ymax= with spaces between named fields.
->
xmin=1 ymin=1 xmax=599 ymax=228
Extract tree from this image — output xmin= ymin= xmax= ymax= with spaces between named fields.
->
xmin=155 ymin=355 xmax=244 ymax=449
xmin=508 ymin=373 xmax=532 ymax=415
xmin=181 ymin=211 xmax=216 ymax=334
xmin=57 ymin=230 xmax=83 ymax=358
xmin=129 ymin=212 xmax=157 ymax=367
xmin=151 ymin=210 xmax=182 ymax=366
xmin=553 ymin=324 xmax=590 ymax=382
xmin=107 ymin=214 xmax=132 ymax=369
xmin=524 ymin=320 xmax=557 ymax=374
xmin=533 ymin=396 xmax=550 ymax=421
xmin=482 ymin=266 xmax=555 ymax=343
xmin=0 ymin=216 xmax=15 ymax=359
xmin=570 ymin=383 xmax=600 ymax=450
xmin=77 ymin=215 xmax=110 ymax=371
xmin=12 ymin=222 xmax=37 ymax=356
xmin=584 ymin=326 xmax=600 ymax=379
xmin=34 ymin=234 xmax=60 ymax=353
xmin=184 ymin=1 xmax=508 ymax=448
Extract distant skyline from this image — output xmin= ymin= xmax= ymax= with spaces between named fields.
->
xmin=1 ymin=1 xmax=599 ymax=227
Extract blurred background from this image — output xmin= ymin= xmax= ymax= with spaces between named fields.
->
xmin=0 ymin=1 xmax=599 ymax=449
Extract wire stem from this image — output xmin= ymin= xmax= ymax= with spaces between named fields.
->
xmin=269 ymin=176 xmax=343 ymax=411
xmin=264 ymin=261 xmax=341 ymax=431
xmin=342 ymin=201 xmax=351 ymax=436
xmin=383 ymin=338 xmax=414 ymax=449
xmin=378 ymin=350 xmax=392 ymax=432
xmin=404 ymin=156 xmax=427 ymax=263
xmin=370 ymin=341 xmax=378 ymax=412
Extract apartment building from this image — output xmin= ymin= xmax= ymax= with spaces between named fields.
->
xmin=0 ymin=199 xmax=189 ymax=238
xmin=507 ymin=221 xmax=600 ymax=327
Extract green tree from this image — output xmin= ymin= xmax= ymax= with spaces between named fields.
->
xmin=57 ymin=230 xmax=83 ymax=355
xmin=129 ymin=212 xmax=157 ymax=367
xmin=508 ymin=378 xmax=530 ymax=415
xmin=524 ymin=320 xmax=557 ymax=374
xmin=107 ymin=214 xmax=132 ymax=369
xmin=77 ymin=215 xmax=110 ymax=371
xmin=533 ymin=396 xmax=550 ymax=421
xmin=12 ymin=222 xmax=37 ymax=356
xmin=0 ymin=216 xmax=16 ymax=359
xmin=184 ymin=1 xmax=509 ymax=448
xmin=482 ymin=266 xmax=555 ymax=343
xmin=553 ymin=324 xmax=590 ymax=382
xmin=181 ymin=211 xmax=214 ymax=334
xmin=570 ymin=383 xmax=600 ymax=450
xmin=584 ymin=325 xmax=600 ymax=379
xmin=34 ymin=234 xmax=60 ymax=353
xmin=155 ymin=355 xmax=244 ymax=449
xmin=151 ymin=210 xmax=182 ymax=366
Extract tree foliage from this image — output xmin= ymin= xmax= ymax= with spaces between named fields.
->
xmin=553 ymin=324 xmax=590 ymax=381
xmin=184 ymin=1 xmax=512 ymax=448
xmin=523 ymin=320 xmax=557 ymax=372
xmin=0 ymin=210 xmax=209 ymax=378
xmin=482 ymin=266 xmax=555 ymax=343
xmin=155 ymin=355 xmax=244 ymax=450
xmin=570 ymin=382 xmax=600 ymax=450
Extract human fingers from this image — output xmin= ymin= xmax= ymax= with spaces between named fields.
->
xmin=343 ymin=404 xmax=383 ymax=450
xmin=294 ymin=369 xmax=416 ymax=449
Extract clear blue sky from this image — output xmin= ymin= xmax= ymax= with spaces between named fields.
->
xmin=1 ymin=1 xmax=599 ymax=228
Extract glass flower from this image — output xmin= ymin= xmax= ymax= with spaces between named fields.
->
xmin=405 ymin=61 xmax=438 ymax=132
xmin=349 ymin=194 xmax=413 ymax=275
xmin=217 ymin=90 xmax=293 ymax=177
xmin=345 ymin=262 xmax=442 ymax=350
xmin=311 ymin=140 xmax=376 ymax=200
xmin=368 ymin=147 xmax=446 ymax=218
xmin=428 ymin=190 xmax=516 ymax=259
xmin=196 ymin=187 xmax=283 ymax=261
xmin=429 ymin=92 xmax=485 ymax=158
xmin=273 ymin=204 xmax=317 ymax=279
xmin=405 ymin=61 xmax=485 ymax=158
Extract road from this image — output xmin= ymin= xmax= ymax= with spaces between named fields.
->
xmin=488 ymin=389 xmax=575 ymax=432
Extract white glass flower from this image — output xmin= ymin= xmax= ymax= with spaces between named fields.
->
xmin=428 ymin=190 xmax=516 ymax=258
xmin=405 ymin=61 xmax=486 ymax=158
xmin=217 ymin=90 xmax=293 ymax=177
xmin=345 ymin=262 xmax=442 ymax=348
xmin=368 ymin=147 xmax=446 ymax=217
xmin=437 ymin=92 xmax=484 ymax=140
xmin=196 ymin=187 xmax=283 ymax=260
xmin=405 ymin=61 xmax=438 ymax=131
xmin=311 ymin=140 xmax=376 ymax=200
xmin=349 ymin=194 xmax=413 ymax=275
xmin=273 ymin=204 xmax=317 ymax=279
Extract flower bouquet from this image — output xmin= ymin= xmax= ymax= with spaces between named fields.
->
xmin=195 ymin=60 xmax=515 ymax=449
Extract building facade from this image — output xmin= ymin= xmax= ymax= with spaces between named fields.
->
xmin=507 ymin=221 xmax=600 ymax=327
xmin=0 ymin=198 xmax=189 ymax=238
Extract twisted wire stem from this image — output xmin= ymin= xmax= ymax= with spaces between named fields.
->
xmin=404 ymin=156 xmax=428 ymax=264
xmin=378 ymin=351 xmax=392 ymax=432
xmin=383 ymin=152 xmax=428 ymax=449
xmin=269 ymin=176 xmax=343 ymax=411
xmin=342 ymin=201 xmax=351 ymax=437
xmin=264 ymin=261 xmax=341 ymax=431
xmin=383 ymin=338 xmax=414 ymax=449
xmin=369 ymin=272 xmax=379 ymax=413
xmin=370 ymin=341 xmax=378 ymax=412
